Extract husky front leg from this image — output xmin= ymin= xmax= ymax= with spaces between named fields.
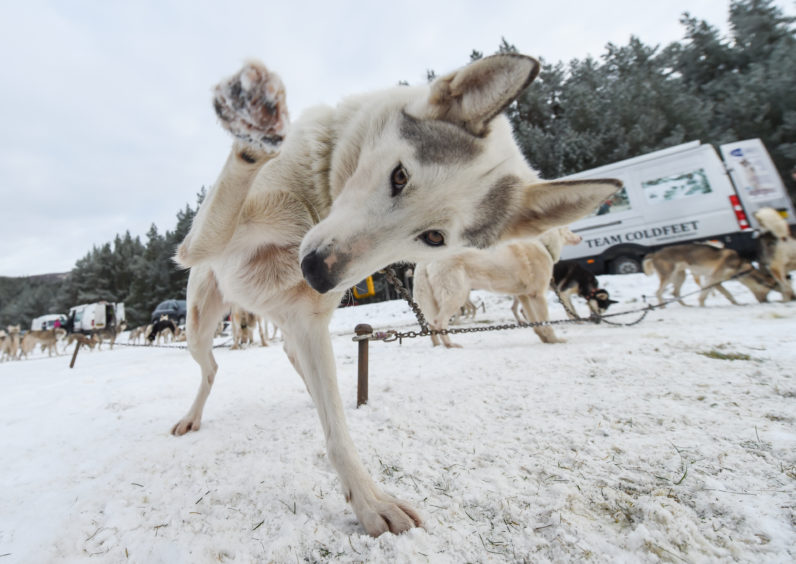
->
xmin=177 ymin=61 xmax=289 ymax=267
xmin=280 ymin=288 xmax=422 ymax=536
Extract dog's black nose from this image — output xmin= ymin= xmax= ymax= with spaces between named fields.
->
xmin=301 ymin=249 xmax=336 ymax=294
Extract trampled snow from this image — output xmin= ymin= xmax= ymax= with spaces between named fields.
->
xmin=1 ymin=273 xmax=794 ymax=563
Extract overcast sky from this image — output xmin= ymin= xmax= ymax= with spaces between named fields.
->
xmin=1 ymin=0 xmax=791 ymax=277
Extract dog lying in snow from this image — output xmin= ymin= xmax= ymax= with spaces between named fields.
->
xmin=171 ymin=54 xmax=620 ymax=536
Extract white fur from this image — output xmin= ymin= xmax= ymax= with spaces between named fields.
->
xmin=414 ymin=227 xmax=579 ymax=347
xmin=171 ymin=56 xmax=621 ymax=537
xmin=754 ymin=207 xmax=796 ymax=300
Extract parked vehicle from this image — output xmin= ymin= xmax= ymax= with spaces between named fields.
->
xmin=67 ymin=302 xmax=126 ymax=335
xmin=559 ymin=138 xmax=796 ymax=274
xmin=30 ymin=313 xmax=67 ymax=332
xmin=151 ymin=299 xmax=187 ymax=325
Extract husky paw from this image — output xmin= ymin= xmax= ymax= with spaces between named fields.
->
xmin=171 ymin=415 xmax=201 ymax=436
xmin=352 ymin=492 xmax=423 ymax=537
xmin=213 ymin=60 xmax=289 ymax=153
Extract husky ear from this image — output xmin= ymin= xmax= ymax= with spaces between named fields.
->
xmin=419 ymin=54 xmax=540 ymax=136
xmin=499 ymin=179 xmax=622 ymax=241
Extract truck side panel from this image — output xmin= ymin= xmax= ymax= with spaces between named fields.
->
xmin=560 ymin=142 xmax=754 ymax=274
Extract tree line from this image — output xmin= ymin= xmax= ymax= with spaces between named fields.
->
xmin=499 ymin=0 xmax=796 ymax=188
xmin=0 ymin=191 xmax=202 ymax=329
xmin=1 ymin=0 xmax=793 ymax=330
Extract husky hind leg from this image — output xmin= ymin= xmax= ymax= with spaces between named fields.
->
xmin=517 ymin=293 xmax=563 ymax=343
xmin=172 ymin=265 xmax=229 ymax=435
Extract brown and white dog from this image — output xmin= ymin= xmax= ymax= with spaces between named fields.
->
xmin=1 ymin=325 xmax=21 ymax=362
xmin=64 ymin=332 xmax=98 ymax=352
xmin=170 ymin=55 xmax=620 ymax=536
xmin=128 ymin=326 xmax=146 ymax=345
xmin=414 ymin=227 xmax=580 ymax=347
xmin=19 ymin=328 xmax=66 ymax=358
xmin=229 ymin=306 xmax=265 ymax=349
xmin=642 ymin=243 xmax=774 ymax=306
xmin=754 ymin=207 xmax=796 ymax=300
xmin=95 ymin=320 xmax=127 ymax=350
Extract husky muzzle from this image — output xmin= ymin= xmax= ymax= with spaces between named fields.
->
xmin=300 ymin=249 xmax=339 ymax=294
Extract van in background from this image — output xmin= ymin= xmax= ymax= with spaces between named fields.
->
xmin=559 ymin=138 xmax=796 ymax=274
xmin=67 ymin=302 xmax=126 ymax=335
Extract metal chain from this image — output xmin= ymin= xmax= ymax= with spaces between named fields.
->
xmin=371 ymin=263 xmax=762 ymax=342
xmin=377 ymin=266 xmax=644 ymax=343
xmin=112 ymin=338 xmax=233 ymax=350
xmin=549 ymin=278 xmax=583 ymax=320
xmin=381 ymin=268 xmax=430 ymax=332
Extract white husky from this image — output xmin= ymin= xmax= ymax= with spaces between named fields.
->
xmin=413 ymin=226 xmax=581 ymax=347
xmin=172 ymin=54 xmax=620 ymax=536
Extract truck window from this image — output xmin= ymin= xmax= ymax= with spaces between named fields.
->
xmin=642 ymin=168 xmax=712 ymax=204
xmin=591 ymin=186 xmax=631 ymax=217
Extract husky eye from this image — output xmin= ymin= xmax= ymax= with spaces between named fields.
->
xmin=419 ymin=230 xmax=445 ymax=247
xmin=390 ymin=164 xmax=409 ymax=196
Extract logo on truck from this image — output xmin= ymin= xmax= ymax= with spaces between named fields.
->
xmin=584 ymin=220 xmax=700 ymax=249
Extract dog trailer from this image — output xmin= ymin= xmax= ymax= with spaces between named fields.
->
xmin=67 ymin=302 xmax=125 ymax=334
xmin=559 ymin=138 xmax=796 ymax=274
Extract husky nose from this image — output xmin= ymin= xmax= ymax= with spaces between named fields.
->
xmin=301 ymin=249 xmax=336 ymax=294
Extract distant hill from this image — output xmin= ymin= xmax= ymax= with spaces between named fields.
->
xmin=26 ymin=272 xmax=71 ymax=282
xmin=0 ymin=272 xmax=71 ymax=283
xmin=0 ymin=273 xmax=72 ymax=328
xmin=0 ymin=272 xmax=70 ymax=283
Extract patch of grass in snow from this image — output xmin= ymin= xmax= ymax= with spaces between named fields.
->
xmin=697 ymin=349 xmax=753 ymax=361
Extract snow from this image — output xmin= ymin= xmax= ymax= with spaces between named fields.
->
xmin=1 ymin=273 xmax=794 ymax=563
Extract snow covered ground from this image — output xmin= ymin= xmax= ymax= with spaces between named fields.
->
xmin=1 ymin=273 xmax=794 ymax=563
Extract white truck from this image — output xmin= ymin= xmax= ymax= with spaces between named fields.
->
xmin=67 ymin=302 xmax=126 ymax=335
xmin=559 ymin=138 xmax=796 ymax=274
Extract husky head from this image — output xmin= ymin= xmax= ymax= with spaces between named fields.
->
xmin=588 ymin=290 xmax=618 ymax=315
xmin=754 ymin=207 xmax=790 ymax=240
xmin=299 ymin=54 xmax=621 ymax=293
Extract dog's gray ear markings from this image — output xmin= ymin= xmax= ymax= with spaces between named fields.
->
xmin=425 ymin=54 xmax=540 ymax=136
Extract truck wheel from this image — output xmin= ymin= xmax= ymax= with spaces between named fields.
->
xmin=611 ymin=256 xmax=641 ymax=275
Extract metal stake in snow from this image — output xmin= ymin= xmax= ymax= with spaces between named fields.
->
xmin=354 ymin=324 xmax=372 ymax=407
xmin=69 ymin=341 xmax=81 ymax=369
